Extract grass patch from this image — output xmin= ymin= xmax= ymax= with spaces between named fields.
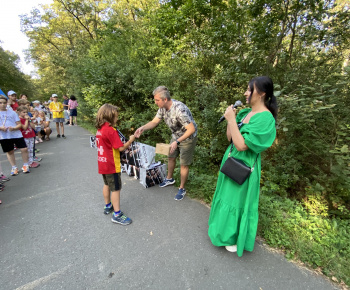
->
xmin=258 ymin=193 xmax=350 ymax=286
xmin=79 ymin=119 xmax=97 ymax=134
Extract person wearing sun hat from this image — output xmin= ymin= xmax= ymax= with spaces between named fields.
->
xmin=49 ymin=94 xmax=66 ymax=139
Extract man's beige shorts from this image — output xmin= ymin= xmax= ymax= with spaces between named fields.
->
xmin=169 ymin=136 xmax=197 ymax=166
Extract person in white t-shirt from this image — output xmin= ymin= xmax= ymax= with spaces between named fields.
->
xmin=0 ymin=96 xmax=30 ymax=175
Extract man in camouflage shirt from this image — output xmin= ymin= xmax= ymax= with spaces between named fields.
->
xmin=135 ymin=86 xmax=197 ymax=201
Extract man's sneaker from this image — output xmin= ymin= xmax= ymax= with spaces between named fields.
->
xmin=0 ymin=174 xmax=10 ymax=182
xmin=159 ymin=178 xmax=176 ymax=188
xmin=104 ymin=204 xmax=114 ymax=215
xmin=174 ymin=188 xmax=186 ymax=201
xmin=29 ymin=162 xmax=40 ymax=168
xmin=62 ymin=135 xmax=66 ymax=139
xmin=57 ymin=134 xmax=61 ymax=138
xmin=33 ymin=157 xmax=42 ymax=162
xmin=22 ymin=165 xmax=30 ymax=174
xmin=111 ymin=212 xmax=132 ymax=225
xmin=10 ymin=168 xmax=19 ymax=176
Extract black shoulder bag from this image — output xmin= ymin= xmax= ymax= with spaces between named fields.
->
xmin=220 ymin=143 xmax=259 ymax=185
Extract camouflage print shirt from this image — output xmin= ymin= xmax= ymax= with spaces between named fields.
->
xmin=156 ymin=99 xmax=197 ymax=141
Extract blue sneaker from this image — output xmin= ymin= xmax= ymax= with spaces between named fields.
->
xmin=174 ymin=188 xmax=186 ymax=201
xmin=111 ymin=212 xmax=132 ymax=226
xmin=104 ymin=204 xmax=114 ymax=215
xmin=159 ymin=178 xmax=175 ymax=188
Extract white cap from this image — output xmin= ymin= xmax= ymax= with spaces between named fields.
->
xmin=52 ymin=94 xmax=58 ymax=97
xmin=33 ymin=100 xmax=40 ymax=104
xmin=7 ymin=90 xmax=16 ymax=96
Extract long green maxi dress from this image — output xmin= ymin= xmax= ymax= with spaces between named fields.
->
xmin=208 ymin=108 xmax=276 ymax=257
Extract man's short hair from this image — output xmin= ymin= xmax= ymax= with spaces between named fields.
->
xmin=153 ymin=86 xmax=171 ymax=101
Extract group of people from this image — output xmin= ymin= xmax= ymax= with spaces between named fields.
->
xmin=2 ymin=76 xmax=277 ymax=257
xmin=0 ymin=91 xmax=79 ymax=204
xmin=95 ymin=76 xmax=277 ymax=257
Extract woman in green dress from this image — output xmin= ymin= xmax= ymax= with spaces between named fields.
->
xmin=208 ymin=76 xmax=277 ymax=257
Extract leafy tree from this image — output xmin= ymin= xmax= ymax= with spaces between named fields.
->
xmin=0 ymin=45 xmax=35 ymax=96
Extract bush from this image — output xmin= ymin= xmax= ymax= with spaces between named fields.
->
xmin=259 ymin=193 xmax=350 ymax=285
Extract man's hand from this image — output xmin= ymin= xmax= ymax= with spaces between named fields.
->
xmin=134 ymin=127 xmax=144 ymax=138
xmin=0 ymin=126 xmax=7 ymax=132
xmin=170 ymin=141 xmax=178 ymax=154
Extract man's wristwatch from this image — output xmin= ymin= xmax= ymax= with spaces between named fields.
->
xmin=176 ymin=140 xmax=180 ymax=146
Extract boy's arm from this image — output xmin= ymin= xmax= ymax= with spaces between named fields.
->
xmin=118 ymin=135 xmax=136 ymax=152
xmin=9 ymin=121 xmax=23 ymax=131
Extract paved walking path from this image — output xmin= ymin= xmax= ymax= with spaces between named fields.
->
xmin=0 ymin=125 xmax=338 ymax=289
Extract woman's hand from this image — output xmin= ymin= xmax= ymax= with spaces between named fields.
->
xmin=224 ymin=105 xmax=236 ymax=122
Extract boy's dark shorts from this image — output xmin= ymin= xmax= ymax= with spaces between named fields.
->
xmin=0 ymin=138 xmax=27 ymax=153
xmin=102 ymin=173 xmax=122 ymax=191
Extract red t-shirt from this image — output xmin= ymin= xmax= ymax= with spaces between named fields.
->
xmin=20 ymin=118 xmax=36 ymax=138
xmin=11 ymin=102 xmax=19 ymax=111
xmin=96 ymin=122 xmax=124 ymax=174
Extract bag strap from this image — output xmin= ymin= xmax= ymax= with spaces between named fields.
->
xmin=228 ymin=143 xmax=259 ymax=172
xmin=228 ymin=111 xmax=259 ymax=171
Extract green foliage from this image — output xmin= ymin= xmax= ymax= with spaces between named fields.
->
xmin=259 ymin=193 xmax=350 ymax=285
xmin=0 ymin=45 xmax=36 ymax=96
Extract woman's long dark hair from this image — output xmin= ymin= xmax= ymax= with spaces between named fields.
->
xmin=248 ymin=76 xmax=278 ymax=120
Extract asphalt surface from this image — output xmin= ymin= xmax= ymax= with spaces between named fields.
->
xmin=0 ymin=125 xmax=338 ymax=290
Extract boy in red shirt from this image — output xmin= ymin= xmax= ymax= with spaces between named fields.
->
xmin=95 ymin=104 xmax=135 ymax=225
xmin=17 ymin=106 xmax=40 ymax=168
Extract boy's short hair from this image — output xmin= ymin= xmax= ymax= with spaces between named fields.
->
xmin=17 ymin=105 xmax=28 ymax=112
xmin=18 ymin=99 xmax=30 ymax=106
xmin=0 ymin=96 xmax=7 ymax=102
xmin=95 ymin=104 xmax=119 ymax=130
